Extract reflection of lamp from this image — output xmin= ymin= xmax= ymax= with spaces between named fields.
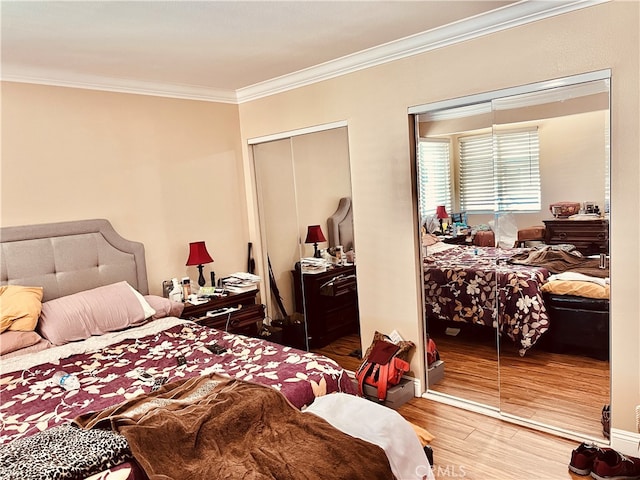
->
xmin=305 ymin=225 xmax=326 ymax=258
xmin=436 ymin=205 xmax=449 ymax=234
xmin=186 ymin=241 xmax=214 ymax=287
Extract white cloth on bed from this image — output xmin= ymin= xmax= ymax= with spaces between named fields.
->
xmin=547 ymin=271 xmax=609 ymax=287
xmin=304 ymin=392 xmax=434 ymax=480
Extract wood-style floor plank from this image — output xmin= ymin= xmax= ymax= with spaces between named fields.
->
xmin=313 ymin=333 xmax=606 ymax=479
xmin=397 ymin=397 xmax=584 ymax=480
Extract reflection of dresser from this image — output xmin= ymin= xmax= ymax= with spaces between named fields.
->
xmin=292 ymin=264 xmax=359 ymax=349
xmin=543 ymin=219 xmax=609 ymax=255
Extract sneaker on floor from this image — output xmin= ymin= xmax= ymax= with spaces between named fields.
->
xmin=591 ymin=449 xmax=640 ymax=480
xmin=569 ymin=442 xmax=608 ymax=476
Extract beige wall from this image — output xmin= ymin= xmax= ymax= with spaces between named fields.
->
xmin=1 ymin=83 xmax=250 ymax=292
xmin=238 ymin=2 xmax=639 ymax=433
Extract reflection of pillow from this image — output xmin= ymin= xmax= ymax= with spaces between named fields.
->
xmin=38 ymin=281 xmax=154 ymax=346
xmin=541 ymin=280 xmax=610 ymax=299
xmin=0 ymin=286 xmax=44 ymax=333
xmin=144 ymin=295 xmax=185 ymax=320
xmin=0 ymin=330 xmax=43 ymax=355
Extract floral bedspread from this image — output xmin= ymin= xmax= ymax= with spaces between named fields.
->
xmin=424 ymin=245 xmax=550 ymax=355
xmin=0 ymin=319 xmax=355 ymax=446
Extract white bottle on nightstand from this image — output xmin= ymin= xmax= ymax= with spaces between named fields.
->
xmin=169 ymin=278 xmax=183 ymax=302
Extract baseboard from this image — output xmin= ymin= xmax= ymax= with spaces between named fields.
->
xmin=611 ymin=428 xmax=640 ymax=456
xmin=407 ymin=375 xmax=422 ymax=397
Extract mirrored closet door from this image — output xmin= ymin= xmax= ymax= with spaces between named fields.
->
xmin=251 ymin=125 xmax=357 ymax=358
xmin=411 ymin=71 xmax=611 ymax=440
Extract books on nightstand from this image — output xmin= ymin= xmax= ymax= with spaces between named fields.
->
xmin=221 ymin=272 xmax=260 ymax=293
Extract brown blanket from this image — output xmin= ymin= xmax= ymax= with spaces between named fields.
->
xmin=508 ymin=247 xmax=609 ymax=278
xmin=75 ymin=375 xmax=394 ymax=480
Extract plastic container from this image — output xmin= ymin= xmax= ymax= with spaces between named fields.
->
xmin=169 ymin=277 xmax=183 ymax=302
xmin=52 ymin=371 xmax=80 ymax=391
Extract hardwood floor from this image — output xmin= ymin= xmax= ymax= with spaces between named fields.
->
xmin=398 ymin=397 xmax=585 ymax=479
xmin=313 ymin=333 xmax=604 ymax=479
xmin=430 ymin=330 xmax=610 ymax=440
xmin=312 ymin=332 xmax=363 ymax=372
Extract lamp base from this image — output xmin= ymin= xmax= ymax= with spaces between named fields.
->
xmin=197 ymin=265 xmax=206 ymax=287
xmin=313 ymin=243 xmax=322 ymax=258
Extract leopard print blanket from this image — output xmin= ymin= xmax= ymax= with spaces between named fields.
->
xmin=0 ymin=423 xmax=131 ymax=480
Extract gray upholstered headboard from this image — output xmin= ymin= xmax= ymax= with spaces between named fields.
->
xmin=327 ymin=197 xmax=354 ymax=252
xmin=0 ymin=219 xmax=148 ymax=302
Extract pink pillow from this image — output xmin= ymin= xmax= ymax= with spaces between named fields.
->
xmin=0 ymin=330 xmax=44 ymax=355
xmin=2 ymin=336 xmax=50 ymax=358
xmin=38 ymin=282 xmax=148 ymax=345
xmin=144 ymin=295 xmax=185 ymax=320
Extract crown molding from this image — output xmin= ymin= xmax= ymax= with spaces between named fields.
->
xmin=1 ymin=0 xmax=607 ymax=105
xmin=236 ymin=0 xmax=608 ymax=103
xmin=1 ymin=67 xmax=239 ymax=104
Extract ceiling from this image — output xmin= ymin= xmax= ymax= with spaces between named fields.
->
xmin=1 ymin=1 xmax=602 ymax=103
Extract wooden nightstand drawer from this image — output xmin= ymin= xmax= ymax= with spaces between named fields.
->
xmin=194 ymin=303 xmax=265 ymax=335
xmin=292 ymin=264 xmax=359 ymax=349
xmin=181 ymin=290 xmax=264 ymax=336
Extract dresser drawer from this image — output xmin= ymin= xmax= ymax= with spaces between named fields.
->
xmin=543 ymin=219 xmax=608 ymax=255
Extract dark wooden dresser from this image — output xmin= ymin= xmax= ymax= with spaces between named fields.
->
xmin=292 ymin=264 xmax=359 ymax=349
xmin=543 ymin=218 xmax=609 ymax=255
xmin=181 ymin=290 xmax=264 ymax=336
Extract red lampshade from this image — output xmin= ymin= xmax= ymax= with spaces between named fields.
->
xmin=185 ymin=241 xmax=214 ymax=266
xmin=435 ymin=205 xmax=449 ymax=219
xmin=305 ymin=225 xmax=326 ymax=244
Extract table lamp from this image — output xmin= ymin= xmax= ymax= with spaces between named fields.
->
xmin=186 ymin=241 xmax=214 ymax=287
xmin=305 ymin=225 xmax=326 ymax=258
xmin=436 ymin=205 xmax=449 ymax=234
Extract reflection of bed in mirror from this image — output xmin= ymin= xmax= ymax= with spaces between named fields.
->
xmin=424 ymin=239 xmax=610 ymax=357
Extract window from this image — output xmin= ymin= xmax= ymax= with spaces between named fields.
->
xmin=459 ymin=128 xmax=540 ymax=212
xmin=417 ymin=138 xmax=451 ymax=219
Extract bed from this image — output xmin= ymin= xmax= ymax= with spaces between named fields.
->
xmin=423 ymin=239 xmax=610 ymax=356
xmin=1 ymin=219 xmax=432 ymax=480
xmin=423 ymin=241 xmax=550 ymax=355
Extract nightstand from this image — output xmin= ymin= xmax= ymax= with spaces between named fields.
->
xmin=181 ymin=290 xmax=265 ymax=336
xmin=292 ymin=263 xmax=359 ymax=349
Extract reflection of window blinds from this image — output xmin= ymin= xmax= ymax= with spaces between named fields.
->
xmin=417 ymin=139 xmax=451 ymax=219
xmin=459 ymin=128 xmax=540 ymax=212
xmin=494 ymin=129 xmax=541 ymax=211
xmin=459 ymin=134 xmax=494 ymax=211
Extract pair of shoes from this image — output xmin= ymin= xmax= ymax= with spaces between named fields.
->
xmin=591 ymin=450 xmax=640 ymax=480
xmin=569 ymin=442 xmax=611 ymax=476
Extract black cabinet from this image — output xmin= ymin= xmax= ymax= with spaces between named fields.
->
xmin=292 ymin=264 xmax=359 ymax=349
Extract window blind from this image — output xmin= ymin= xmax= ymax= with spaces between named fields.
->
xmin=417 ymin=138 xmax=451 ymax=218
xmin=459 ymin=128 xmax=540 ymax=212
